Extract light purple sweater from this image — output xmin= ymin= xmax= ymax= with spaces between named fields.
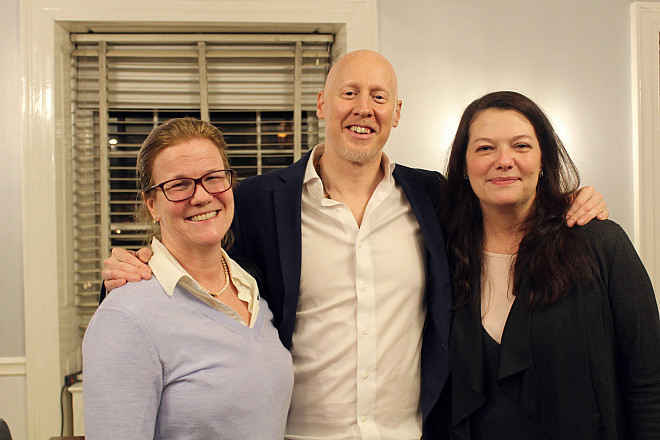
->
xmin=83 ymin=277 xmax=293 ymax=439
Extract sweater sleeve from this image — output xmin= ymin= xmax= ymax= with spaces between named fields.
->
xmin=82 ymin=307 xmax=163 ymax=440
xmin=603 ymin=225 xmax=660 ymax=438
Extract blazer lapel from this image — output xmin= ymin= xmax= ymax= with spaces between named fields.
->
xmin=392 ymin=166 xmax=445 ymax=263
xmin=450 ymin=302 xmax=486 ymax=439
xmin=271 ymin=152 xmax=309 ymax=338
xmin=394 ymin=166 xmax=454 ymax=427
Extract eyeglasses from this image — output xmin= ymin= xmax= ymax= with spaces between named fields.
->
xmin=145 ymin=169 xmax=234 ymax=202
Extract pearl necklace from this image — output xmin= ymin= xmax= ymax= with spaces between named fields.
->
xmin=200 ymin=256 xmax=230 ymax=298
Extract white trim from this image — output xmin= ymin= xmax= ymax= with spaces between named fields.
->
xmin=68 ymin=382 xmax=85 ymax=436
xmin=21 ymin=3 xmax=64 ymax=439
xmin=631 ymin=1 xmax=660 ymax=293
xmin=0 ymin=357 xmax=27 ymax=377
xmin=22 ymin=1 xmax=376 ymax=439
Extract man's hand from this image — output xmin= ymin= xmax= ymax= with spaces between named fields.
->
xmin=102 ymin=247 xmax=153 ymax=292
xmin=566 ymin=186 xmax=609 ymax=227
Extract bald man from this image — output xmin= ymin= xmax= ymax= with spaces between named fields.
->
xmin=103 ymin=50 xmax=606 ymax=439
xmin=235 ymin=50 xmax=451 ymax=438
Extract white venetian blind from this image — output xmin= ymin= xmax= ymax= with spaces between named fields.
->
xmin=71 ymin=33 xmax=331 ymax=330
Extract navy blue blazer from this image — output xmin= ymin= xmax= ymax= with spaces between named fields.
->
xmin=231 ymin=151 xmax=453 ymax=437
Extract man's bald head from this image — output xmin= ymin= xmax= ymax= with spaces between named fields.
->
xmin=324 ymin=50 xmax=399 ymax=100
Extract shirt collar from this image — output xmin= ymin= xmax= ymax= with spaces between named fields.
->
xmin=148 ymin=238 xmax=256 ymax=300
xmin=303 ymin=144 xmax=396 ymax=188
xmin=149 ymin=237 xmax=192 ymax=297
xmin=148 ymin=238 xmax=260 ymax=326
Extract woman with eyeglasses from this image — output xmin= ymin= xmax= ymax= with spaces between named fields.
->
xmin=82 ymin=117 xmax=293 ymax=440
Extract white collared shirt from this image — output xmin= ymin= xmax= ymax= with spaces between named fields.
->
xmin=286 ymin=145 xmax=427 ymax=439
xmin=148 ymin=237 xmax=260 ymax=327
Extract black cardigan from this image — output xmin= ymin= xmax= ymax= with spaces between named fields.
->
xmin=450 ymin=220 xmax=660 ymax=439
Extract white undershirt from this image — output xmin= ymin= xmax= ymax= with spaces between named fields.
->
xmin=481 ymin=251 xmax=515 ymax=343
xmin=285 ymin=145 xmax=427 ymax=440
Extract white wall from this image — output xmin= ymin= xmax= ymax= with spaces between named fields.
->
xmin=379 ymin=0 xmax=655 ymax=236
xmin=1 ymin=0 xmax=25 ymax=360
xmin=0 ymin=0 xmax=28 ymax=437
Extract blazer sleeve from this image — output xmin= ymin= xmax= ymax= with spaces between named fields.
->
xmin=99 ymin=284 xmax=107 ymax=304
xmin=82 ymin=307 xmax=163 ymax=439
xmin=601 ymin=224 xmax=660 ymax=438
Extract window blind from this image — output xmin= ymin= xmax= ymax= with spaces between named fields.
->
xmin=71 ymin=34 xmax=332 ymax=330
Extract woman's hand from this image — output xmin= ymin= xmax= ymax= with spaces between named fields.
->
xmin=566 ymin=186 xmax=608 ymax=227
xmin=102 ymin=247 xmax=153 ymax=292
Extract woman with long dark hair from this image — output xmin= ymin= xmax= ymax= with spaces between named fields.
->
xmin=442 ymin=91 xmax=660 ymax=439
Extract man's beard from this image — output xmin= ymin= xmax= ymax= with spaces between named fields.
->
xmin=337 ymin=143 xmax=384 ymax=164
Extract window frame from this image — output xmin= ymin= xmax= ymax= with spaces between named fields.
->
xmin=70 ymin=35 xmax=331 ymax=330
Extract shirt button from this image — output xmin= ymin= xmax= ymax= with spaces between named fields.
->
xmin=363 ymin=328 xmax=370 ymax=335
xmin=361 ymin=416 xmax=367 ymax=422
xmin=335 ymin=207 xmax=341 ymax=213
xmin=362 ymin=373 xmax=369 ymax=379
xmin=358 ymin=243 xmax=363 ymax=249
xmin=362 ymin=285 xmax=368 ymax=291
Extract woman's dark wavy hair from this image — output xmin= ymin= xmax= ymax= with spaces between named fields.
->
xmin=440 ymin=91 xmax=594 ymax=311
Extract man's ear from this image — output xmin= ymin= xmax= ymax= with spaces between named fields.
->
xmin=316 ymin=91 xmax=326 ymax=119
xmin=391 ymin=99 xmax=402 ymax=127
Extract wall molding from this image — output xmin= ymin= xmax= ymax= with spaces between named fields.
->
xmin=631 ymin=1 xmax=660 ymax=292
xmin=0 ymin=357 xmax=27 ymax=376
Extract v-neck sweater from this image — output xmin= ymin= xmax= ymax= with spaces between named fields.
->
xmin=83 ymin=276 xmax=293 ymax=439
